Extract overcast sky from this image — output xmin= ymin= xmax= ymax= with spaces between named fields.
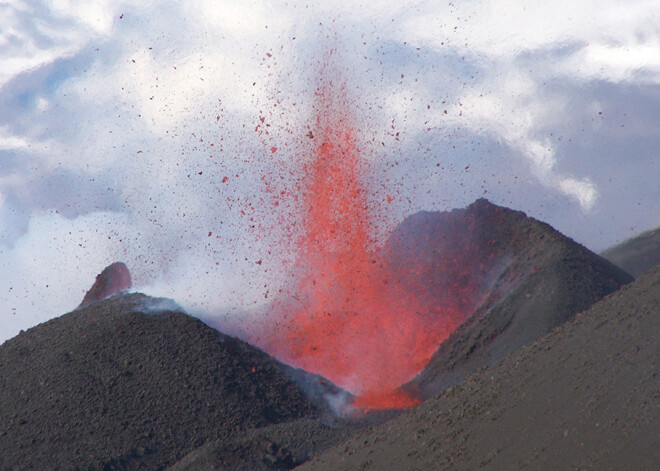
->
xmin=1 ymin=0 xmax=659 ymax=343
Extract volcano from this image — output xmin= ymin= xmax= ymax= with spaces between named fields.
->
xmin=214 ymin=54 xmax=633 ymax=408
xmin=221 ymin=198 xmax=632 ymax=408
xmin=0 ymin=200 xmax=652 ymax=470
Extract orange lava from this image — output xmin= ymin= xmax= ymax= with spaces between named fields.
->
xmin=352 ymin=389 xmax=422 ymax=410
xmin=253 ymin=63 xmax=471 ymax=410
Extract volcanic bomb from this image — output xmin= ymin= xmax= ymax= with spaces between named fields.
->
xmin=79 ymin=261 xmax=132 ymax=308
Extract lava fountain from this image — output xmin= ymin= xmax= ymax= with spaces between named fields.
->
xmin=245 ymin=54 xmax=479 ymax=410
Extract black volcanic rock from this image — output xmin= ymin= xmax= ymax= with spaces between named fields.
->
xmin=0 ymin=293 xmax=320 ymax=470
xmin=79 ymin=261 xmax=132 ymax=308
xmin=601 ymin=226 xmax=660 ymax=278
xmin=390 ymin=199 xmax=633 ymax=398
xmin=300 ymin=265 xmax=660 ymax=471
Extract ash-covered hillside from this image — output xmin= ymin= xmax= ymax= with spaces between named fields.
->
xmin=601 ymin=226 xmax=660 ymax=278
xmin=0 ymin=294 xmax=326 ymax=470
xmin=391 ymin=199 xmax=632 ymax=398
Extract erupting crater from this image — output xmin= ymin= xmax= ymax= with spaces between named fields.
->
xmin=232 ymin=61 xmax=505 ymax=411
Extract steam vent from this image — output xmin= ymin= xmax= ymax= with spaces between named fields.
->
xmin=0 ymin=200 xmax=658 ymax=470
xmin=79 ymin=261 xmax=132 ymax=308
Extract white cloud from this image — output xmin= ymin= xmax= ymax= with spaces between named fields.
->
xmin=0 ymin=128 xmax=30 ymax=150
xmin=559 ymin=177 xmax=598 ymax=211
xmin=563 ymin=39 xmax=660 ymax=84
xmin=49 ymin=0 xmax=121 ymax=35
xmin=0 ymin=0 xmax=659 ymax=342
xmin=191 ymin=0 xmax=292 ymax=36
xmin=414 ymin=71 xmax=597 ymax=210
xmin=386 ymin=0 xmax=660 ymax=209
xmin=0 ymin=0 xmax=116 ymax=87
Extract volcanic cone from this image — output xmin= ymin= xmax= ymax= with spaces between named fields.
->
xmin=0 ymin=293 xmax=320 ymax=470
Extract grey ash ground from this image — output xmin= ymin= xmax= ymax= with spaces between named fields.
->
xmin=0 ymin=199 xmax=657 ymax=470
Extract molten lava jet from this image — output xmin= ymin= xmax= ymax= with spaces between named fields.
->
xmin=245 ymin=66 xmax=486 ymax=410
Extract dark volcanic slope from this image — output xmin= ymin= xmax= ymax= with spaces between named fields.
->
xmin=601 ymin=226 xmax=660 ymax=278
xmin=168 ymin=418 xmax=359 ymax=471
xmin=300 ymin=265 xmax=660 ymax=471
xmin=0 ymin=294 xmax=319 ymax=470
xmin=396 ymin=199 xmax=633 ymax=398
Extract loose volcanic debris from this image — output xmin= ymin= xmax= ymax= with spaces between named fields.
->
xmin=600 ymin=226 xmax=660 ymax=278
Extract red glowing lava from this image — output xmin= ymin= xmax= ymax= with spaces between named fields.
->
xmin=247 ymin=60 xmax=478 ymax=410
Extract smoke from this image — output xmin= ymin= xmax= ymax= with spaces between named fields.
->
xmin=136 ymin=295 xmax=185 ymax=315
xmin=1 ymin=0 xmax=660 ymax=343
xmin=324 ymin=390 xmax=358 ymax=417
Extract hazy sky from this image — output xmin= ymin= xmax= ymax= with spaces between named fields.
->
xmin=1 ymin=0 xmax=659 ymax=343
